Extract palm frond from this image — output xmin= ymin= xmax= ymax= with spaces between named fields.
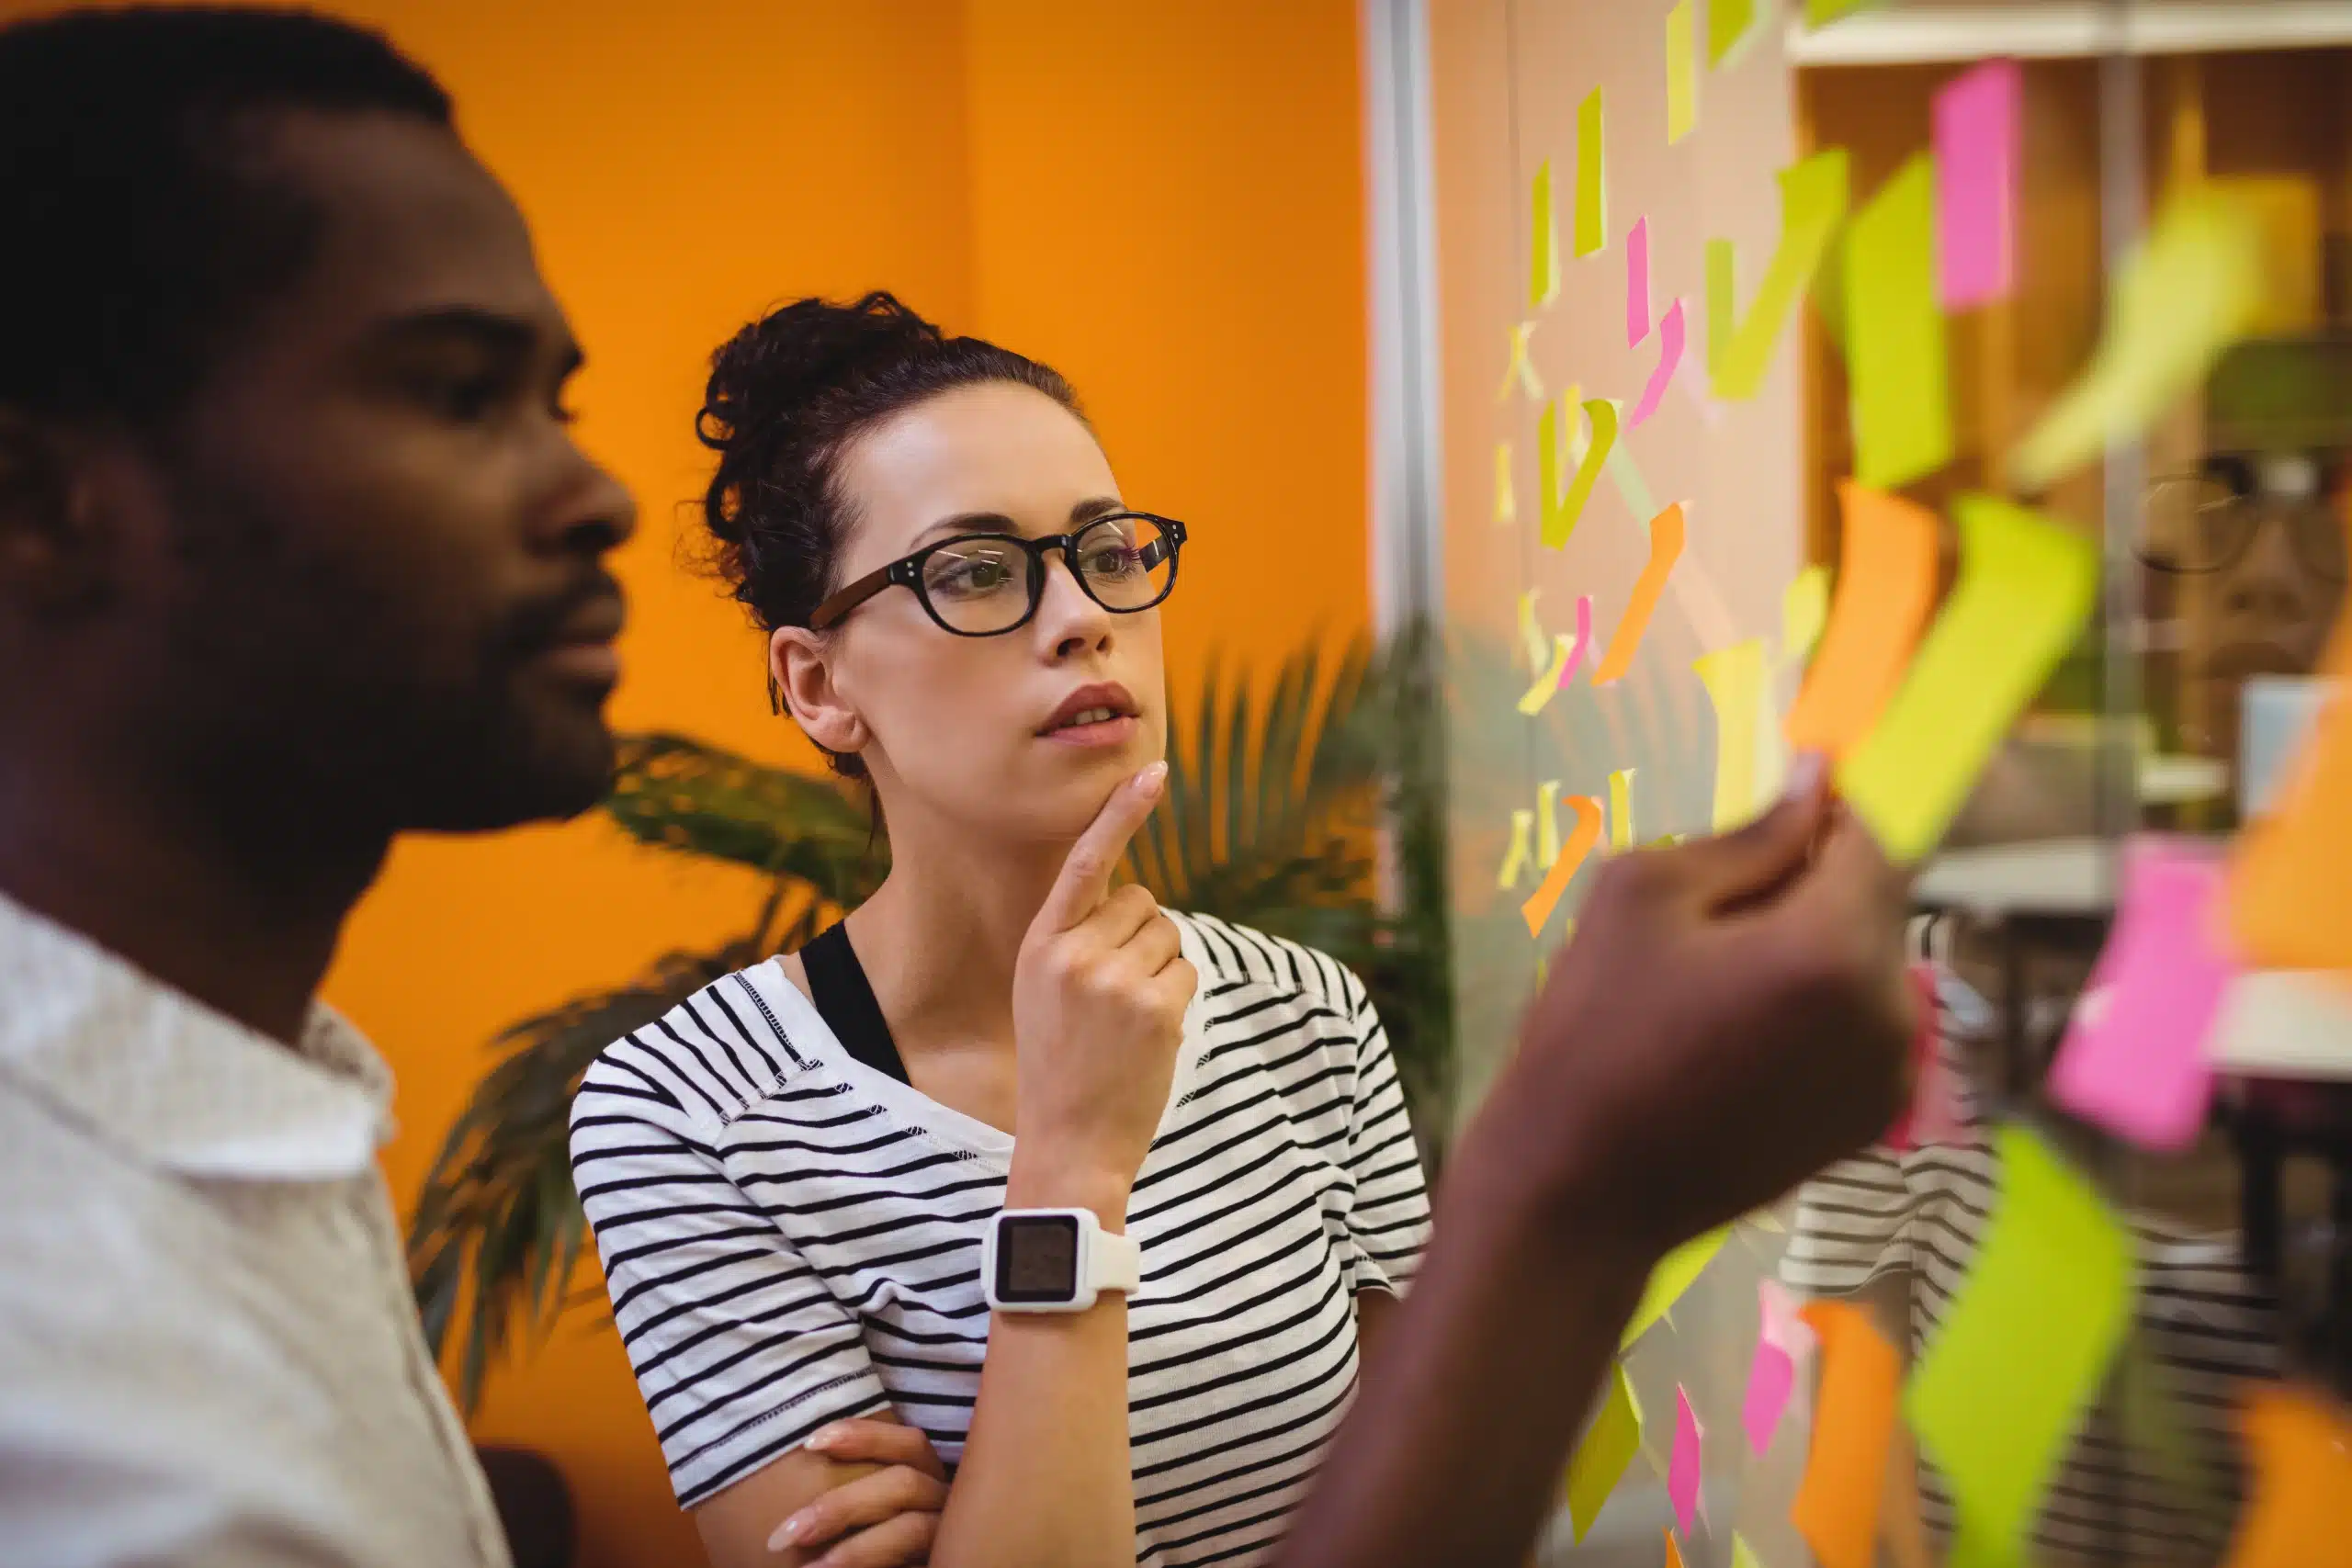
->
xmin=604 ymin=731 xmax=889 ymax=898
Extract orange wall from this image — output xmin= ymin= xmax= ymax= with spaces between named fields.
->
xmin=297 ymin=3 xmax=1370 ymax=1564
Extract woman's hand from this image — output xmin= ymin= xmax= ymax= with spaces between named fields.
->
xmin=766 ymin=1419 xmax=948 ymax=1568
xmin=1010 ymin=761 xmax=1196 ymax=1205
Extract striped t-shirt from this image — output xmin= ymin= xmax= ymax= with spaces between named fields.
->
xmin=571 ymin=910 xmax=1432 ymax=1567
xmin=1785 ymin=974 xmax=2277 ymax=1565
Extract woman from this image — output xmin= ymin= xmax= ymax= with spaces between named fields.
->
xmin=571 ymin=292 xmax=1431 ymax=1568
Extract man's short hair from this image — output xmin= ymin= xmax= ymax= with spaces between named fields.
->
xmin=0 ymin=6 xmax=453 ymax=427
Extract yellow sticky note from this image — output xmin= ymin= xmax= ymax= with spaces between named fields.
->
xmin=1536 ymin=779 xmax=1562 ymax=867
xmin=1666 ymin=1 xmax=1697 ymax=143
xmin=1496 ymin=809 xmax=1534 ymax=890
xmin=1708 ymin=0 xmax=1758 ymax=66
xmin=1494 ymin=441 xmax=1516 ymax=526
xmin=1575 ymin=86 xmax=1606 ymax=258
xmin=2012 ymin=187 xmax=2263 ymax=491
xmin=1905 ymin=1127 xmax=2133 ymax=1565
xmin=2220 ymin=1388 xmax=2352 ymax=1568
xmin=1520 ymin=795 xmax=1600 ymax=937
xmin=1731 ymin=1535 xmax=1765 ymax=1568
xmin=1540 ymin=396 xmax=1617 ymax=550
xmin=1710 ymin=150 xmax=1850 ymax=400
xmin=2228 ymin=617 xmax=2352 ymax=971
xmin=1565 ymin=1360 xmax=1644 ymax=1541
xmin=1517 ymin=589 xmax=1548 ymax=675
xmin=1608 ymin=768 xmax=1636 ymax=849
xmin=1838 ymin=495 xmax=2098 ymax=862
xmin=1804 ymin=0 xmax=1887 ymax=23
xmin=1791 ymin=1300 xmax=1899 ymax=1568
xmin=1846 ymin=152 xmax=1952 ymax=491
xmin=1781 ymin=564 xmax=1829 ymax=665
xmin=1517 ymin=637 xmax=1576 ymax=716
xmin=1696 ymin=639 xmax=1770 ymax=830
xmin=1785 ymin=483 xmax=1939 ymax=755
xmin=1621 ymin=1224 xmax=1728 ymax=1348
xmin=1531 ymin=161 xmax=1560 ymax=310
xmin=1498 ymin=319 xmax=1544 ymax=402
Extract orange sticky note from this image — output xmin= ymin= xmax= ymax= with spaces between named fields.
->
xmin=1790 ymin=1300 xmax=1897 ymax=1568
xmin=2219 ymin=1387 xmax=2352 ymax=1567
xmin=1664 ymin=1528 xmax=1688 ymax=1568
xmin=1520 ymin=795 xmax=1601 ymax=938
xmin=1592 ymin=504 xmax=1686 ymax=685
xmin=2228 ymin=617 xmax=2352 ymax=972
xmin=1784 ymin=482 xmax=1939 ymax=754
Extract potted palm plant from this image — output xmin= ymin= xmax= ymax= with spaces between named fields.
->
xmin=407 ymin=623 xmax=1453 ymax=1412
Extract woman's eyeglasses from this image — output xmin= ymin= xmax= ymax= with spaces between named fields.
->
xmin=2139 ymin=468 xmax=2346 ymax=584
xmin=807 ymin=512 xmax=1187 ymax=637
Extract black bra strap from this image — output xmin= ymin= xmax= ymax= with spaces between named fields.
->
xmin=800 ymin=921 xmax=911 ymax=1086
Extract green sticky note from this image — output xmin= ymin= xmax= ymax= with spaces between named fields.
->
xmin=1804 ymin=0 xmax=1886 ymax=23
xmin=1708 ymin=0 xmax=1758 ymax=66
xmin=1575 ymin=86 xmax=1606 ymax=258
xmin=1566 ymin=1360 xmax=1645 ymax=1541
xmin=1846 ymin=152 xmax=1952 ymax=490
xmin=1731 ymin=1536 xmax=1766 ymax=1568
xmin=2011 ymin=187 xmax=2263 ymax=491
xmin=1539 ymin=395 xmax=1616 ymax=549
xmin=1532 ymin=161 xmax=1560 ymax=310
xmin=1905 ymin=1126 xmax=2134 ymax=1566
xmin=1666 ymin=1 xmax=1698 ymax=143
xmin=1838 ymin=495 xmax=2097 ymax=862
xmin=1621 ymin=1224 xmax=1728 ymax=1348
xmin=1710 ymin=149 xmax=1849 ymax=400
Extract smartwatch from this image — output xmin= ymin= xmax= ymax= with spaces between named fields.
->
xmin=981 ymin=1208 xmax=1141 ymax=1314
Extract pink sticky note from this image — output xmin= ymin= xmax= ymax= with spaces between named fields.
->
xmin=1881 ymin=964 xmax=1946 ymax=1150
xmin=1933 ymin=58 xmax=2020 ymax=310
xmin=1628 ymin=299 xmax=1685 ymax=429
xmin=1759 ymin=1280 xmax=1816 ymax=1357
xmin=1555 ymin=593 xmax=1595 ymax=690
xmin=2047 ymin=838 xmax=2235 ymax=1150
xmin=1669 ymin=1386 xmax=1703 ymax=1533
xmin=1629 ymin=217 xmax=1653 ymax=346
xmin=1745 ymin=1337 xmax=1794 ymax=1456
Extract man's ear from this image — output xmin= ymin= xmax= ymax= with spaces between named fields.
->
xmin=0 ymin=412 xmax=115 ymax=618
xmin=770 ymin=625 xmax=869 ymax=760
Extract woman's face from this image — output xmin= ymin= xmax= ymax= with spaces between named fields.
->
xmin=775 ymin=380 xmax=1170 ymax=849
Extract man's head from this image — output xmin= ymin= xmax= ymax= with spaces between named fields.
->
xmin=0 ymin=6 xmax=635 ymax=852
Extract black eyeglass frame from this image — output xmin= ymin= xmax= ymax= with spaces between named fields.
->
xmin=805 ymin=512 xmax=1189 ymax=636
xmin=2136 ymin=467 xmax=2347 ymax=585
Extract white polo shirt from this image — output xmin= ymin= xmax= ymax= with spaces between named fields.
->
xmin=0 ymin=891 xmax=510 ymax=1568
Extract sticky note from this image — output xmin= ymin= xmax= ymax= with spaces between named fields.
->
xmin=1629 ymin=299 xmax=1687 ymax=430
xmin=1608 ymin=767 xmax=1635 ymax=849
xmin=1744 ymin=1332 xmax=1794 ymax=1457
xmin=1668 ymin=1387 xmax=1703 ymax=1532
xmin=1520 ymin=795 xmax=1600 ymax=937
xmin=1575 ymin=87 xmax=1606 ymax=257
xmin=1607 ymin=428 xmax=1657 ymax=525
xmin=1666 ymin=1 xmax=1697 ymax=143
xmin=1665 ymin=1529 xmax=1688 ymax=1568
xmin=1518 ymin=589 xmax=1548 ymax=675
xmin=1838 ymin=495 xmax=2098 ymax=862
xmin=1731 ymin=1536 xmax=1765 ymax=1568
xmin=1883 ymin=964 xmax=1967 ymax=1150
xmin=1935 ymin=59 xmax=2020 ymax=309
xmin=1593 ymin=503 xmax=1686 ymax=685
xmin=2219 ymin=1387 xmax=2352 ymax=1568
xmin=1563 ymin=594 xmax=1594 ymax=687
xmin=1785 ymin=483 xmax=1939 ymax=754
xmin=1496 ymin=809 xmax=1533 ymax=890
xmin=1540 ymin=396 xmax=1617 ymax=549
xmin=1846 ymin=152 xmax=1953 ymax=491
xmin=2227 ymin=619 xmax=2352 ymax=972
xmin=1709 ymin=0 xmax=1758 ymax=66
xmin=1781 ymin=563 xmax=1829 ymax=665
xmin=1805 ymin=0 xmax=1888 ymax=23
xmin=1518 ymin=636 xmax=1579 ymax=716
xmin=2012 ymin=187 xmax=2263 ymax=490
xmin=1537 ymin=779 xmax=1563 ymax=867
xmin=2047 ymin=840 xmax=2234 ymax=1149
xmin=1905 ymin=1127 xmax=2133 ymax=1567
xmin=1494 ymin=440 xmax=1515 ymax=526
xmin=1566 ymin=1360 xmax=1644 ymax=1541
xmin=1622 ymin=1224 xmax=1728 ymax=1348
xmin=1710 ymin=151 xmax=1850 ymax=400
xmin=1696 ymin=638 xmax=1770 ymax=829
xmin=1498 ymin=319 xmax=1544 ymax=402
xmin=1532 ymin=161 xmax=1560 ymax=310
xmin=1629 ymin=217 xmax=1653 ymax=346
xmin=1790 ymin=1300 xmax=1898 ymax=1568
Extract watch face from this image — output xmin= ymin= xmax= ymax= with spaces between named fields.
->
xmin=995 ymin=1214 xmax=1081 ymax=1303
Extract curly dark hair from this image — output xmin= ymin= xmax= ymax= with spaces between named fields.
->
xmin=695 ymin=290 xmax=1084 ymax=781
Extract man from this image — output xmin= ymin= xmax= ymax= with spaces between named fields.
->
xmin=0 ymin=8 xmax=1915 ymax=1567
xmin=0 ymin=9 xmax=631 ymax=1565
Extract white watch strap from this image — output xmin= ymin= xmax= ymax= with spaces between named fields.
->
xmin=1091 ymin=1227 xmax=1142 ymax=1295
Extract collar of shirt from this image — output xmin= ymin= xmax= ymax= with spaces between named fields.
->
xmin=0 ymin=890 xmax=391 ymax=1181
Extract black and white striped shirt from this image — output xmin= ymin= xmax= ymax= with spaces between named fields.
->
xmin=1785 ymin=976 xmax=2277 ymax=1565
xmin=571 ymin=910 xmax=1431 ymax=1567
